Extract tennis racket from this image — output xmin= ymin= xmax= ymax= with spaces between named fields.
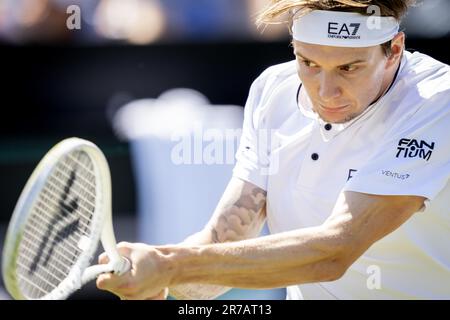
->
xmin=1 ymin=137 xmax=130 ymax=300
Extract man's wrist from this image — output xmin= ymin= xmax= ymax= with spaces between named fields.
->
xmin=159 ymin=244 xmax=207 ymax=287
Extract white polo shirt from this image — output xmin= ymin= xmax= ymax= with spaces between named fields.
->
xmin=233 ymin=50 xmax=450 ymax=299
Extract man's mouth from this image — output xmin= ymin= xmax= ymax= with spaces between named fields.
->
xmin=319 ymin=104 xmax=350 ymax=113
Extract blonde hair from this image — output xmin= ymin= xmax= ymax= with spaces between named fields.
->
xmin=256 ymin=0 xmax=415 ymax=27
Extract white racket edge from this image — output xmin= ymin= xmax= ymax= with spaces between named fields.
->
xmin=81 ymin=140 xmax=131 ymax=286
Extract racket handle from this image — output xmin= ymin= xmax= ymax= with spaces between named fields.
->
xmin=81 ymin=264 xmax=114 ymax=284
xmin=81 ymin=257 xmax=131 ymax=285
xmin=115 ymin=257 xmax=131 ymax=276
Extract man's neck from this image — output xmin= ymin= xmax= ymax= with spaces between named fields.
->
xmin=372 ymin=52 xmax=403 ymax=105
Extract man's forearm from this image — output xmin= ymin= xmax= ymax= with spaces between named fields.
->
xmin=168 ymin=178 xmax=267 ymax=299
xmin=164 ymin=224 xmax=345 ymax=290
xmin=168 ymin=230 xmax=232 ymax=300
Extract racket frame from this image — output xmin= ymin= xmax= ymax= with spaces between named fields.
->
xmin=2 ymin=138 xmax=122 ymax=300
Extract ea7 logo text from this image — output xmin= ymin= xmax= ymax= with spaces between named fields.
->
xmin=328 ymin=22 xmax=361 ymax=39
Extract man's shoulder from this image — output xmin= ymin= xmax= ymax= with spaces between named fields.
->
xmin=253 ymin=60 xmax=298 ymax=88
xmin=387 ymin=51 xmax=450 ymax=126
xmin=259 ymin=60 xmax=298 ymax=78
xmin=401 ymin=51 xmax=450 ymax=98
xmin=404 ymin=50 xmax=449 ymax=71
xmin=383 ymin=52 xmax=450 ymax=141
xmin=245 ymin=60 xmax=300 ymax=129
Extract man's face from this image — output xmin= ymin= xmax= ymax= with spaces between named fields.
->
xmin=293 ymin=40 xmax=391 ymax=123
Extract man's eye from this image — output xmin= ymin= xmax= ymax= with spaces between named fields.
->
xmin=340 ymin=65 xmax=357 ymax=72
xmin=302 ymin=60 xmax=317 ymax=68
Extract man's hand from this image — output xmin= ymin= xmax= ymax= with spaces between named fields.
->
xmin=96 ymin=242 xmax=172 ymax=300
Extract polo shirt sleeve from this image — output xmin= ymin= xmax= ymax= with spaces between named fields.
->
xmin=343 ymin=92 xmax=450 ymax=203
xmin=232 ymin=71 xmax=272 ymax=191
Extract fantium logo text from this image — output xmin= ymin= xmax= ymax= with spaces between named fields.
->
xmin=328 ymin=22 xmax=361 ymax=39
xmin=396 ymin=138 xmax=434 ymax=161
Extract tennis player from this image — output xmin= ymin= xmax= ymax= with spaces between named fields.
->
xmin=97 ymin=0 xmax=450 ymax=300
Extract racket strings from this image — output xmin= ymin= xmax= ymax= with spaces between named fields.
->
xmin=46 ymin=174 xmax=95 ymax=211
xmin=17 ymin=250 xmax=68 ymax=284
xmin=23 ymin=211 xmax=84 ymax=260
xmin=36 ymin=197 xmax=89 ymax=229
xmin=16 ymin=150 xmax=98 ymax=299
xmin=59 ymin=157 xmax=97 ymax=198
xmin=40 ymin=182 xmax=93 ymax=229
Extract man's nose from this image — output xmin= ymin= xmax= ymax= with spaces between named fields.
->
xmin=318 ymin=73 xmax=342 ymax=102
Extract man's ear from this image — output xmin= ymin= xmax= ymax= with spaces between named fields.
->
xmin=387 ymin=32 xmax=405 ymax=67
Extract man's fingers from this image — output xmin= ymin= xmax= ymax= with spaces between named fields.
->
xmin=96 ymin=262 xmax=137 ymax=294
xmin=117 ymin=241 xmax=132 ymax=250
xmin=98 ymin=252 xmax=109 ymax=264
xmin=98 ymin=242 xmax=133 ymax=265
xmin=96 ymin=272 xmax=115 ymax=290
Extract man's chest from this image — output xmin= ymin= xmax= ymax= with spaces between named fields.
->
xmin=265 ymin=115 xmax=385 ymax=230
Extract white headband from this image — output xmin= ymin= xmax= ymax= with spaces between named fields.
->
xmin=292 ymin=10 xmax=399 ymax=47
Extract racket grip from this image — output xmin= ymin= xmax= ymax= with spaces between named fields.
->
xmin=114 ymin=257 xmax=131 ymax=276
xmin=81 ymin=257 xmax=130 ymax=285
xmin=81 ymin=264 xmax=115 ymax=284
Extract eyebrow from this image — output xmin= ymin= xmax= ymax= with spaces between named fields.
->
xmin=294 ymin=51 xmax=366 ymax=67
